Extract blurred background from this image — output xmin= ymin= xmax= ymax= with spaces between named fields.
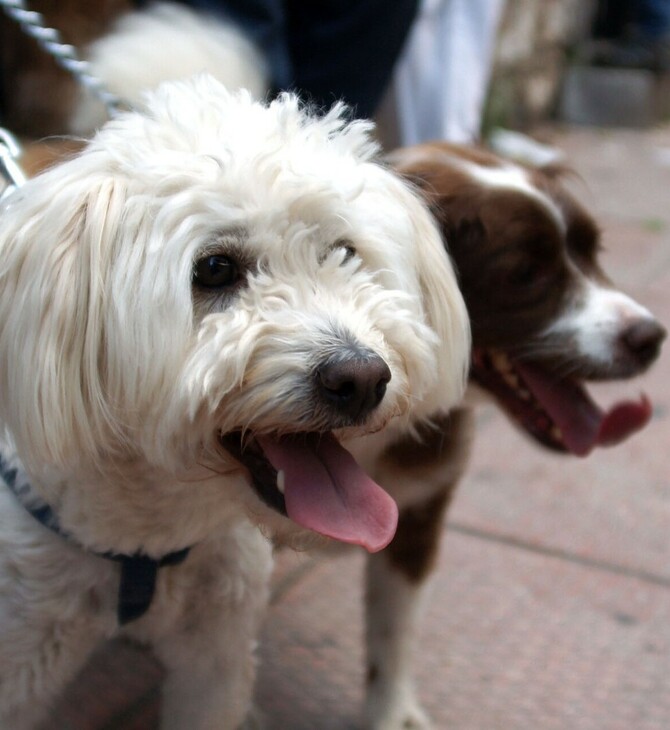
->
xmin=1 ymin=1 xmax=669 ymax=728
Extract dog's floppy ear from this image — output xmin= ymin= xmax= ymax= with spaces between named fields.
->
xmin=0 ymin=165 xmax=128 ymax=474
xmin=393 ymin=178 xmax=471 ymax=413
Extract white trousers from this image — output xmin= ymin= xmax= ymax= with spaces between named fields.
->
xmin=393 ymin=0 xmax=506 ymax=144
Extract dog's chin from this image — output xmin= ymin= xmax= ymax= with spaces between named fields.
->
xmin=218 ymin=429 xmax=398 ymax=553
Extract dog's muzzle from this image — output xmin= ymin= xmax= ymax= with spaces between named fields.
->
xmin=315 ymin=347 xmax=391 ymax=424
xmin=218 ymin=347 xmax=396 ymax=552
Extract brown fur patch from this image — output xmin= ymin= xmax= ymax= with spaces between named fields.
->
xmin=393 ymin=141 xmax=502 ymax=170
xmin=20 ymin=139 xmax=86 ymax=177
xmin=384 ymin=408 xmax=474 ymax=582
xmin=383 ymin=408 xmax=473 ymax=472
xmin=391 ymin=141 xmax=599 ymax=354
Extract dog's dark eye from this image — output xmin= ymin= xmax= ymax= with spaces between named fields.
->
xmin=334 ymin=240 xmax=356 ymax=264
xmin=508 ymin=261 xmax=542 ymax=288
xmin=342 ymin=244 xmax=357 ymax=263
xmin=193 ymin=255 xmax=239 ymax=289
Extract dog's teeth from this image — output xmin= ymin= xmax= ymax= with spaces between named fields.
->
xmin=518 ymin=387 xmax=531 ymax=401
xmin=550 ymin=426 xmax=563 ymax=442
xmin=276 ymin=470 xmax=285 ymax=495
xmin=502 ymin=371 xmax=519 ymax=389
xmin=491 ymin=352 xmax=511 ymax=372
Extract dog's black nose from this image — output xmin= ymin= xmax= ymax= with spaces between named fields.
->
xmin=316 ymin=349 xmax=391 ymax=421
xmin=620 ymin=318 xmax=666 ymax=367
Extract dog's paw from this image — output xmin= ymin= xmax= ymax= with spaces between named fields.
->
xmin=365 ymin=695 xmax=433 ymax=730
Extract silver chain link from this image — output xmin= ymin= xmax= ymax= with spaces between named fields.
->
xmin=0 ymin=127 xmax=26 ymax=200
xmin=0 ymin=0 xmax=129 ymax=120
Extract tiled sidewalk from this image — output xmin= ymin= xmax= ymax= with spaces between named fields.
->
xmin=43 ymin=124 xmax=670 ymax=729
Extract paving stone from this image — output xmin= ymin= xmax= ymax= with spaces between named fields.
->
xmin=559 ymin=66 xmax=659 ymax=128
xmin=42 ymin=641 xmax=162 ymax=730
xmin=256 ymin=534 xmax=670 ymax=730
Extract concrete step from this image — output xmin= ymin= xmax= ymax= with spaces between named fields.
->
xmin=559 ymin=65 xmax=670 ymax=128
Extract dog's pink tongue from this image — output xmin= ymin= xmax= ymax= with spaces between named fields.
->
xmin=257 ymin=433 xmax=398 ymax=552
xmin=597 ymin=395 xmax=652 ymax=446
xmin=517 ymin=364 xmax=652 ymax=456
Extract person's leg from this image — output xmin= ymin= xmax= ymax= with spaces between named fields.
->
xmin=393 ymin=0 xmax=506 ymax=145
xmin=284 ymin=0 xmax=420 ymax=118
xmin=593 ymin=0 xmax=670 ymax=69
xmin=160 ymin=0 xmax=291 ymax=92
xmin=592 ymin=0 xmax=635 ymax=39
xmin=637 ymin=0 xmax=670 ymax=39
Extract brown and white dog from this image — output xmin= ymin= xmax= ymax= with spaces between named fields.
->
xmin=353 ymin=141 xmax=666 ymax=728
xmin=390 ymin=143 xmax=665 ymax=453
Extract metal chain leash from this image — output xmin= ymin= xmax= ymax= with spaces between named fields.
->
xmin=0 ymin=0 xmax=128 ymax=120
xmin=0 ymin=1 xmax=134 ymax=198
xmin=0 ymin=127 xmax=26 ymax=201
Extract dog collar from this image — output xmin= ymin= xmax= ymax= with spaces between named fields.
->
xmin=0 ymin=454 xmax=190 ymax=625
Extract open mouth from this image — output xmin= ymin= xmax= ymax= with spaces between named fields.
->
xmin=219 ymin=431 xmax=398 ymax=552
xmin=471 ymin=349 xmax=653 ymax=456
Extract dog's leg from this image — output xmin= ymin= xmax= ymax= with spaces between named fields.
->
xmin=158 ymin=644 xmax=260 ymax=730
xmin=0 ymin=602 xmax=111 ymax=730
xmin=152 ymin=526 xmax=273 ymax=730
xmin=0 ymin=497 xmax=117 ymax=730
xmin=364 ymin=408 xmax=473 ymax=730
xmin=1 ymin=703 xmax=53 ymax=730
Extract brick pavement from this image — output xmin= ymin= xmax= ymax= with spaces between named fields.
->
xmin=41 ymin=124 xmax=670 ymax=730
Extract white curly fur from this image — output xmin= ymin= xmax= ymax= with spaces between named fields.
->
xmin=0 ymin=75 xmax=469 ymax=729
xmin=70 ymin=1 xmax=269 ymax=135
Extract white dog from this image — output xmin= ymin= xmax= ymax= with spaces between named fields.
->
xmin=0 ymin=75 xmax=469 ymax=729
